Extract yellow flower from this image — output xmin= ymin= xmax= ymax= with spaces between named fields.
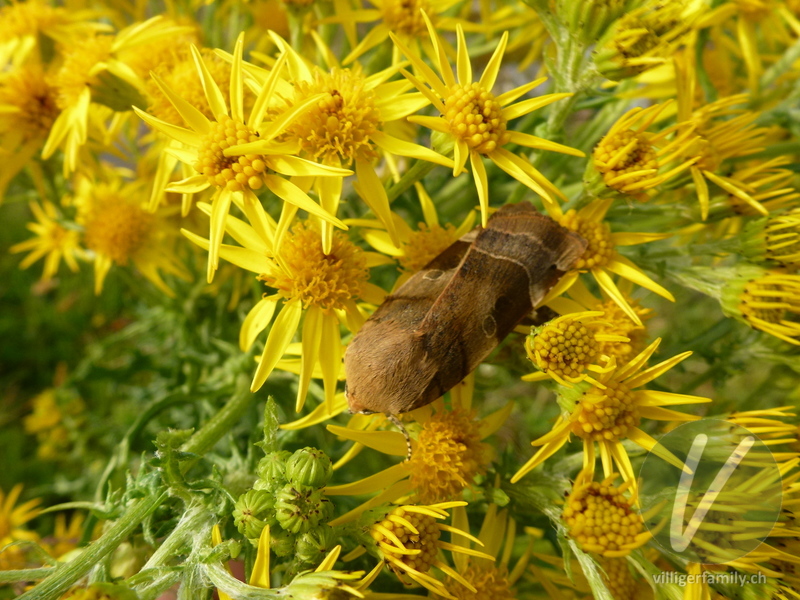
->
xmin=522 ymin=311 xmax=629 ymax=387
xmin=593 ymin=0 xmax=699 ymax=81
xmin=0 ymin=0 xmax=107 ymax=67
xmin=543 ymin=197 xmax=674 ymax=326
xmin=10 ymin=201 xmax=82 ymax=281
xmin=358 ymin=183 xmax=476 ymax=287
xmin=0 ymin=64 xmax=60 ymax=200
xmin=589 ymin=102 xmax=697 ymax=201
xmin=512 ymin=338 xmax=710 ymax=486
xmin=724 ymin=267 xmax=800 ymax=345
xmin=133 ymin=34 xmax=350 ymax=282
xmin=229 ymin=34 xmax=452 ymax=252
xmin=489 ymin=4 xmax=548 ymax=71
xmin=356 ymin=501 xmax=493 ymax=599
xmin=144 ymin=45 xmax=232 ymax=214
xmin=441 ymin=503 xmax=531 ymax=600
xmin=696 ymin=0 xmax=800 ymax=92
xmin=211 ymin=525 xmax=366 ymax=598
xmin=0 ymin=485 xmax=41 ymax=570
xmin=323 ymin=374 xmax=513 ymax=518
xmin=719 ymin=157 xmax=800 ymax=221
xmin=184 ymin=205 xmax=386 ymax=410
xmin=392 ymin=15 xmax=584 ymax=226
xmin=562 ymin=471 xmax=654 ymax=558
xmin=42 ymin=17 xmax=191 ymax=176
xmin=321 ymin=0 xmax=469 ymax=65
xmin=545 ymin=278 xmax=652 ymax=364
xmin=674 ymin=54 xmax=775 ymax=220
xmin=74 ymin=175 xmax=188 ymax=296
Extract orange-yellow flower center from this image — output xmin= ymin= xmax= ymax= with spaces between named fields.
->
xmin=147 ymin=49 xmax=229 ymax=126
xmin=381 ymin=0 xmax=433 ymax=37
xmin=195 ymin=115 xmax=267 ymax=191
xmin=53 ymin=34 xmax=114 ymax=109
xmin=593 ymin=129 xmax=658 ymax=192
xmin=0 ymin=66 xmax=59 ymax=141
xmin=600 ymin=556 xmax=637 ymax=599
xmin=529 ymin=317 xmax=598 ymax=381
xmin=260 ymin=223 xmax=368 ymax=312
xmin=562 ymin=478 xmax=643 ymax=555
xmin=370 ymin=507 xmax=440 ymax=577
xmin=558 ymin=210 xmax=614 ymax=270
xmin=406 ymin=408 xmax=489 ymax=503
xmin=82 ymin=195 xmax=153 ymax=265
xmin=286 ymin=66 xmax=381 ymax=165
xmin=445 ymin=565 xmax=514 ymax=600
xmin=398 ymin=223 xmax=458 ymax=273
xmin=571 ymin=381 xmax=639 ymax=442
xmin=594 ymin=299 xmax=650 ymax=362
xmin=444 ymin=83 xmax=509 ymax=154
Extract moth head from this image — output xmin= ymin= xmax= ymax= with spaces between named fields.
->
xmin=343 ymin=382 xmax=377 ymax=415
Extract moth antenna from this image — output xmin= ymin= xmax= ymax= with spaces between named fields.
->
xmin=386 ymin=413 xmax=412 ymax=461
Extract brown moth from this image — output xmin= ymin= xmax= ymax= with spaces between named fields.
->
xmin=344 ymin=202 xmax=587 ymax=415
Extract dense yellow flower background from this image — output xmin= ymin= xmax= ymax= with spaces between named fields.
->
xmin=3 ymin=0 xmax=800 ymax=599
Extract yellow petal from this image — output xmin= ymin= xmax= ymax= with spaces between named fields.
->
xmin=230 ymin=33 xmax=245 ymax=124
xmin=251 ymin=301 xmax=303 ymax=392
xmin=263 ymin=174 xmax=346 ymax=229
xmin=250 ymin=52 xmax=287 ymax=129
xmin=591 ymin=268 xmax=643 ymax=325
xmin=326 ymin=424 xmax=408 ymax=456
xmin=479 ymin=31 xmax=508 ymax=91
xmin=506 ymin=130 xmax=585 ymax=157
xmin=296 ymin=307 xmax=323 ymax=412
xmin=250 ymin=525 xmax=271 ymax=588
xmin=478 ymin=401 xmax=514 ymax=439
xmin=371 ymin=131 xmax=453 ymax=168
xmin=191 ymin=44 xmax=228 ymax=118
xmin=456 ymin=24 xmax=472 ymax=85
xmin=132 ymin=106 xmax=201 ymax=147
xmin=470 ymin=151 xmax=489 ymax=227
xmin=320 ymin=312 xmax=343 ymax=411
xmin=502 ymin=93 xmax=573 ymax=121
xmin=605 ymin=256 xmax=675 ymax=301
xmin=625 ymin=351 xmax=692 ymax=388
xmin=324 ymin=463 xmax=408 ymax=495
xmin=355 ymin=160 xmax=399 ymax=246
xmin=148 ymin=72 xmax=211 ymax=134
xmin=240 ymin=295 xmax=280 ymax=351
xmin=208 ymin=189 xmax=234 ymax=282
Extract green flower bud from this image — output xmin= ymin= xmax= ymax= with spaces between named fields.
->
xmin=275 ymin=484 xmax=334 ymax=534
xmin=255 ymin=450 xmax=291 ymax=491
xmin=295 ymin=526 xmax=339 ymax=565
xmin=741 ymin=209 xmax=800 ymax=268
xmin=285 ymin=447 xmax=333 ymax=488
xmin=233 ymin=489 xmax=276 ymax=539
xmin=269 ymin=527 xmax=296 ymax=557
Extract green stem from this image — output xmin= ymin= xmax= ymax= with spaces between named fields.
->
xmin=385 ymin=160 xmax=437 ymax=203
xmin=0 ymin=568 xmax=55 ymax=584
xmin=17 ymin=380 xmax=254 ymax=599
xmin=17 ymin=493 xmax=166 ymax=600
xmin=139 ymin=507 xmax=209 ymax=572
xmin=180 ymin=375 xmax=253 ymax=457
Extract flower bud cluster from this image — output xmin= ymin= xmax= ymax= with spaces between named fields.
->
xmin=233 ymin=447 xmax=336 ymax=563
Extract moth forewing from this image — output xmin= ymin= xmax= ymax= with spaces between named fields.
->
xmin=344 ymin=203 xmax=586 ymax=416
